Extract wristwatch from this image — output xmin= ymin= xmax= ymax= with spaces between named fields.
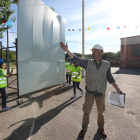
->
xmin=116 ymin=87 xmax=120 ymax=91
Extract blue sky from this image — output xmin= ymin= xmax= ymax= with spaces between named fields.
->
xmin=1 ymin=0 xmax=140 ymax=54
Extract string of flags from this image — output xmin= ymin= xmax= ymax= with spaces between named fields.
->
xmin=67 ymin=28 xmax=90 ymax=31
xmin=2 ymin=20 xmax=13 ymax=27
xmin=107 ymin=25 xmax=139 ymax=30
xmin=66 ymin=26 xmax=139 ymax=31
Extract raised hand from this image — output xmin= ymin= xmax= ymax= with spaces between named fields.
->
xmin=60 ymin=42 xmax=68 ymax=52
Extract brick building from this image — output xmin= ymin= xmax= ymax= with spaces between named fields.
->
xmin=120 ymin=35 xmax=140 ymax=69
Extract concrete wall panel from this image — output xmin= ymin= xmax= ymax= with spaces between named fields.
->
xmin=18 ymin=0 xmax=65 ymax=96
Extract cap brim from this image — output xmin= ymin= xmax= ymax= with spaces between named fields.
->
xmin=90 ymin=48 xmax=103 ymax=51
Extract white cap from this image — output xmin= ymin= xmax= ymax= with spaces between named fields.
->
xmin=91 ymin=44 xmax=104 ymax=52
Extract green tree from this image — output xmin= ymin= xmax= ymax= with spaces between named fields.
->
xmin=114 ymin=51 xmax=120 ymax=60
xmin=0 ymin=49 xmax=6 ymax=61
xmin=0 ymin=49 xmax=16 ymax=62
xmin=49 ymin=6 xmax=55 ymax=11
xmin=102 ymin=53 xmax=107 ymax=60
xmin=105 ymin=52 xmax=115 ymax=60
xmin=9 ymin=50 xmax=16 ymax=61
xmin=73 ymin=53 xmax=82 ymax=58
xmin=0 ymin=0 xmax=16 ymax=39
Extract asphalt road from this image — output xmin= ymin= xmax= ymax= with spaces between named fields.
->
xmin=0 ymin=67 xmax=140 ymax=140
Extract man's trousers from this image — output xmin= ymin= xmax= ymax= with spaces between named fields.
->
xmin=82 ymin=91 xmax=105 ymax=130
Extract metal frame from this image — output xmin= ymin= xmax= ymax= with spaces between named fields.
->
xmin=0 ymin=38 xmax=21 ymax=105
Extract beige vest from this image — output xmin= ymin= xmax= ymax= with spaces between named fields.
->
xmin=86 ymin=60 xmax=110 ymax=93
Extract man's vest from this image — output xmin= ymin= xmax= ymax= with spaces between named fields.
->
xmin=85 ymin=60 xmax=109 ymax=93
xmin=66 ymin=64 xmax=73 ymax=75
xmin=0 ymin=69 xmax=7 ymax=88
xmin=72 ymin=66 xmax=82 ymax=82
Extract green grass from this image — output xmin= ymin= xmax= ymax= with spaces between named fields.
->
xmin=3 ymin=63 xmax=16 ymax=69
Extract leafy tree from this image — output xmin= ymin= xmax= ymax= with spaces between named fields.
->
xmin=49 ymin=6 xmax=55 ymax=11
xmin=0 ymin=0 xmax=16 ymax=39
xmin=0 ymin=49 xmax=6 ymax=61
xmin=105 ymin=52 xmax=115 ymax=60
xmin=9 ymin=50 xmax=16 ymax=61
xmin=0 ymin=49 xmax=16 ymax=62
xmin=85 ymin=54 xmax=92 ymax=59
xmin=114 ymin=51 xmax=120 ymax=59
xmin=102 ymin=53 xmax=107 ymax=60
xmin=73 ymin=53 xmax=82 ymax=58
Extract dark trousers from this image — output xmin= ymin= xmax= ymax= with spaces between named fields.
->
xmin=0 ymin=88 xmax=6 ymax=108
xmin=66 ymin=74 xmax=72 ymax=85
xmin=73 ymin=81 xmax=83 ymax=95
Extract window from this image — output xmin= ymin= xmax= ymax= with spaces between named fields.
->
xmin=133 ymin=46 xmax=139 ymax=56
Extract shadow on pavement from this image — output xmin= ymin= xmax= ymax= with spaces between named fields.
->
xmin=92 ymin=129 xmax=107 ymax=140
xmin=75 ymin=129 xmax=107 ymax=140
xmin=113 ymin=69 xmax=140 ymax=75
xmin=19 ymin=84 xmax=73 ymax=109
xmin=6 ymin=97 xmax=82 ymax=140
xmin=76 ymin=137 xmax=83 ymax=140
xmin=0 ymin=91 xmax=18 ymax=113
xmin=1 ymin=84 xmax=73 ymax=113
xmin=0 ymin=104 xmax=18 ymax=114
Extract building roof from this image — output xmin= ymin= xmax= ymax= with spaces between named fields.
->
xmin=120 ymin=35 xmax=140 ymax=39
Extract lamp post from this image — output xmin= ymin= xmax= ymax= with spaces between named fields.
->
xmin=7 ymin=26 xmax=10 ymax=74
xmin=82 ymin=0 xmax=85 ymax=77
xmin=5 ymin=20 xmax=13 ymax=74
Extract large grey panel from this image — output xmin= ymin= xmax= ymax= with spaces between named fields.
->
xmin=43 ymin=6 xmax=53 ymax=62
xmin=18 ymin=4 xmax=34 ymax=61
xmin=58 ymin=60 xmax=65 ymax=84
xmin=52 ymin=15 xmax=65 ymax=62
xmin=51 ymin=15 xmax=60 ymax=62
xmin=32 ymin=5 xmax=45 ymax=62
xmin=18 ymin=62 xmax=58 ymax=96
xmin=18 ymin=0 xmax=65 ymax=96
xmin=60 ymin=16 xmax=66 ymax=60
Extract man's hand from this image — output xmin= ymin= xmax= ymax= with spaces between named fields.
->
xmin=60 ymin=42 xmax=68 ymax=52
xmin=111 ymin=82 xmax=123 ymax=94
xmin=116 ymin=88 xmax=123 ymax=94
xmin=5 ymin=74 xmax=9 ymax=78
xmin=60 ymin=42 xmax=74 ymax=59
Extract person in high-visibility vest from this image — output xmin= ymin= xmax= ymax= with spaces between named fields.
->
xmin=66 ymin=60 xmax=73 ymax=85
xmin=0 ymin=58 xmax=11 ymax=112
xmin=71 ymin=63 xmax=84 ymax=99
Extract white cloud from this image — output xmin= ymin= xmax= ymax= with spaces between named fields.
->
xmin=71 ymin=48 xmax=82 ymax=53
xmin=0 ymin=29 xmax=17 ymax=50
xmin=77 ymin=45 xmax=82 ymax=48
xmin=86 ymin=0 xmax=140 ymax=26
xmin=65 ymin=0 xmax=140 ymax=28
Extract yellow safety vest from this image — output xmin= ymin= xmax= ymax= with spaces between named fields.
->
xmin=72 ymin=66 xmax=82 ymax=82
xmin=66 ymin=64 xmax=73 ymax=75
xmin=0 ymin=69 xmax=7 ymax=88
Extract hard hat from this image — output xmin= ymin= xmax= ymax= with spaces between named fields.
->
xmin=91 ymin=44 xmax=104 ymax=52
xmin=70 ymin=60 xmax=73 ymax=63
xmin=0 ymin=58 xmax=4 ymax=64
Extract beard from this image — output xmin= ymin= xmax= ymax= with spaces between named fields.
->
xmin=92 ymin=53 xmax=96 ymax=59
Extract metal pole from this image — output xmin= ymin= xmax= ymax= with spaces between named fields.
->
xmin=0 ymin=41 xmax=2 ymax=58
xmin=15 ymin=38 xmax=20 ymax=105
xmin=82 ymin=0 xmax=85 ymax=77
xmin=7 ymin=27 xmax=10 ymax=74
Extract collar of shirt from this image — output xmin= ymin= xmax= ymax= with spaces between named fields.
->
xmin=94 ymin=59 xmax=102 ymax=70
